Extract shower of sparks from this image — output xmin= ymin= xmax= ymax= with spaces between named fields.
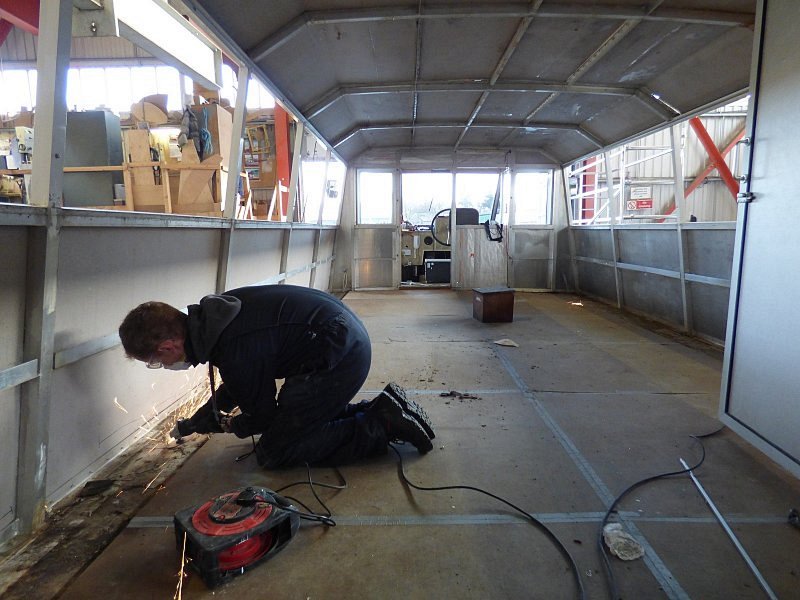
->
xmin=152 ymin=405 xmax=159 ymax=418
xmin=174 ymin=532 xmax=187 ymax=600
xmin=142 ymin=463 xmax=167 ymax=494
xmin=113 ymin=397 xmax=129 ymax=413
xmin=115 ymin=490 xmax=124 ymax=498
xmin=570 ymin=301 xmax=584 ymax=307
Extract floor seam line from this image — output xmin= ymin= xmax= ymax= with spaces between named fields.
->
xmin=495 ymin=347 xmax=691 ymax=600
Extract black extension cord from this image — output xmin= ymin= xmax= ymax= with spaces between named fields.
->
xmin=389 ymin=443 xmax=587 ymax=600
xmin=597 ymin=426 xmax=725 ymax=600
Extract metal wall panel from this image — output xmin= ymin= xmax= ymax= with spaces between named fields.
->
xmin=454 ymin=227 xmax=506 ymax=289
xmin=684 ymin=227 xmax=735 ymax=279
xmin=573 ymin=228 xmax=614 ymax=261
xmin=0 ymin=227 xmax=27 ymax=370
xmin=355 ymin=228 xmax=394 ymax=259
xmin=47 ymin=227 xmax=220 ymax=500
xmin=617 ymin=228 xmax=680 ymax=271
xmin=512 ymin=260 xmax=551 ymax=290
xmin=510 ymin=228 xmax=552 ymax=289
xmin=356 ymin=260 xmax=394 ymax=289
xmin=314 ymin=230 xmax=337 ymax=290
xmin=576 ymin=262 xmax=617 ymax=302
xmin=226 ymin=229 xmax=284 ymax=289
xmin=285 ymin=229 xmax=316 ymax=287
xmin=355 ymin=227 xmax=395 ymax=288
xmin=688 ymin=282 xmax=729 ymax=342
xmin=722 ymin=0 xmax=800 ymax=476
xmin=0 ymin=226 xmax=29 ymax=533
xmin=0 ymin=387 xmax=20 ymax=533
xmin=620 ymin=270 xmax=684 ymax=326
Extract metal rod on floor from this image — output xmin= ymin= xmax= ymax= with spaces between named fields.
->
xmin=679 ymin=458 xmax=778 ymax=600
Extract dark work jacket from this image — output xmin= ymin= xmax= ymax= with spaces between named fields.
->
xmin=184 ymin=285 xmax=361 ymax=437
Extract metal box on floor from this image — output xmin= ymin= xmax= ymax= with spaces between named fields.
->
xmin=472 ymin=286 xmax=514 ymax=322
xmin=425 ymin=258 xmax=450 ymax=283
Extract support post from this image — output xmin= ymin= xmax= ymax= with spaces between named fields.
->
xmin=278 ymin=120 xmax=305 ymax=281
xmin=561 ymin=167 xmax=581 ymax=292
xmin=216 ymin=65 xmax=249 ymax=293
xmin=671 ymin=124 xmax=691 ymax=332
xmin=309 ymin=148 xmax=332 ymax=289
xmin=17 ymin=0 xmax=71 ymax=535
xmin=273 ymin=105 xmax=292 ymax=220
xmin=603 ymin=152 xmax=623 ymax=309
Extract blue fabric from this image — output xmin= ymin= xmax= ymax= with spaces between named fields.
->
xmin=254 ymin=318 xmax=388 ymax=468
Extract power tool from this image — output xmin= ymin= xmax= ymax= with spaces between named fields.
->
xmin=173 ymin=486 xmax=299 ymax=588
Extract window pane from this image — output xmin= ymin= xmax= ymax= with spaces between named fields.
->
xmin=300 ymin=159 xmax=326 ymax=223
xmin=155 ymin=66 xmax=182 ymax=111
xmin=358 ymin=171 xmax=393 ymax=224
xmin=131 ymin=67 xmax=158 ymax=103
xmin=514 ymin=172 xmax=551 ymax=224
xmin=322 ymin=159 xmax=345 ymax=225
xmin=104 ymin=67 xmax=133 ymax=115
xmin=401 ymin=172 xmax=452 ymax=227
xmin=455 ymin=173 xmax=500 ymax=223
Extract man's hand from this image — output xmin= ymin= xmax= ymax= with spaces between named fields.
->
xmin=219 ymin=414 xmax=234 ymax=433
xmin=170 ymin=418 xmax=196 ymax=440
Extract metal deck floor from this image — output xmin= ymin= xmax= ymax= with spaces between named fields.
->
xmin=59 ymin=290 xmax=800 ymax=599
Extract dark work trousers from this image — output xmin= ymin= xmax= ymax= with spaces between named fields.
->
xmin=254 ymin=315 xmax=388 ymax=468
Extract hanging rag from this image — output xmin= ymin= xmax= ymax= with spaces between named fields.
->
xmin=198 ymin=106 xmax=214 ymax=161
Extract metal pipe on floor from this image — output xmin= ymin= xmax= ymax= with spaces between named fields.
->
xmin=679 ymin=458 xmax=778 ymax=600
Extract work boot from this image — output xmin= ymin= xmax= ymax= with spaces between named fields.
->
xmin=369 ymin=394 xmax=433 ymax=454
xmin=382 ymin=382 xmax=436 ymax=439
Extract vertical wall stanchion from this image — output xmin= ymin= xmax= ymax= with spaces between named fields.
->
xmin=279 ymin=121 xmax=305 ymax=281
xmin=217 ymin=65 xmax=249 ymax=293
xmin=604 ymin=151 xmax=623 ymax=309
xmin=506 ymin=153 xmax=516 ymax=288
xmin=309 ymin=148 xmax=332 ymax=289
xmin=17 ymin=0 xmax=72 ymax=535
xmin=561 ymin=167 xmax=581 ymax=293
xmin=671 ymin=124 xmax=692 ymax=332
xmin=273 ymin=105 xmax=292 ymax=220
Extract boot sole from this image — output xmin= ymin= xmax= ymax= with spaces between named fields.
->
xmin=374 ymin=395 xmax=433 ymax=454
xmin=384 ymin=383 xmax=436 ymax=440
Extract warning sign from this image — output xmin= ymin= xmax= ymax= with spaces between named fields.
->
xmin=626 ymin=199 xmax=654 ymax=210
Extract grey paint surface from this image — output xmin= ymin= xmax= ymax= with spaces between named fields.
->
xmin=723 ymin=0 xmax=800 ymax=474
xmin=226 ymin=228 xmax=284 ymax=290
xmin=191 ymin=1 xmax=756 ymax=164
xmin=57 ymin=290 xmax=800 ymax=600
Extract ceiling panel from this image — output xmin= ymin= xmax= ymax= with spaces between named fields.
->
xmin=187 ymin=0 xmax=757 ymax=165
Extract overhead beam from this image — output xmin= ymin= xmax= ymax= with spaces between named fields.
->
xmin=332 ymin=121 xmax=602 ymax=148
xmin=248 ymin=3 xmax=754 ymax=62
xmin=0 ymin=0 xmax=38 ymax=34
xmin=304 ymin=80 xmax=638 ymax=119
xmin=455 ymin=0 xmax=543 ymax=149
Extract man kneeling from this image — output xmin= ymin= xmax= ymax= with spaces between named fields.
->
xmin=119 ymin=284 xmax=435 ymax=468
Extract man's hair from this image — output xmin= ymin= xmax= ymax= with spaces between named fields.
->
xmin=119 ymin=301 xmax=187 ymax=360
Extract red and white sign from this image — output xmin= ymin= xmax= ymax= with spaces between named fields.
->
xmin=635 ymin=199 xmax=653 ymax=209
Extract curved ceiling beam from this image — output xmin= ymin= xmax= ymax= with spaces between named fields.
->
xmin=332 ymin=121 xmax=605 ymax=148
xmin=304 ymin=80 xmax=639 ymax=119
xmin=248 ymin=3 xmax=755 ymax=62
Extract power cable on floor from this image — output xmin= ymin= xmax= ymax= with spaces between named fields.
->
xmin=389 ymin=443 xmax=587 ymax=600
xmin=598 ymin=426 xmax=725 ymax=600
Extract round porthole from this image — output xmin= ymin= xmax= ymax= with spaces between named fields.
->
xmin=423 ymin=235 xmax=434 ymax=246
